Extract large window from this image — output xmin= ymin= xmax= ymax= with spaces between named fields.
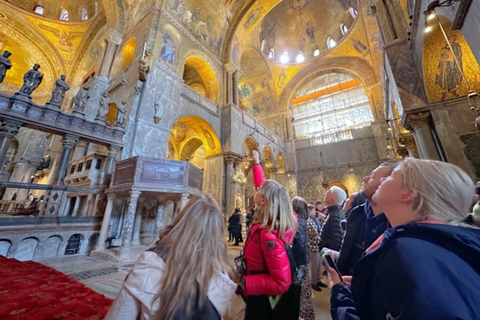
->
xmin=292 ymin=72 xmax=373 ymax=144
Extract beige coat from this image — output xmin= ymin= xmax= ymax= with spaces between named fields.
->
xmin=105 ymin=251 xmax=237 ymax=320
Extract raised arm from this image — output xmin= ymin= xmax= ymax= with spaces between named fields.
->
xmin=252 ymin=150 xmax=266 ymax=188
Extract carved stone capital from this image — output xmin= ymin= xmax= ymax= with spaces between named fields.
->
xmin=223 ymin=152 xmax=244 ymax=164
xmin=129 ymin=190 xmax=142 ymax=199
xmin=405 ymin=112 xmax=431 ymax=131
xmin=398 ymin=133 xmax=417 ymax=150
xmin=0 ymin=120 xmax=23 ymax=138
xmin=233 ymin=70 xmax=243 ymax=79
xmin=107 ymin=145 xmax=121 ymax=158
xmin=62 ymin=135 xmax=79 ymax=149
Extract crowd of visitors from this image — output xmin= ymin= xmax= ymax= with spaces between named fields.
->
xmin=107 ymin=154 xmax=480 ymax=320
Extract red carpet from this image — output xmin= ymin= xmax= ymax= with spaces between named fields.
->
xmin=0 ymin=256 xmax=113 ymax=319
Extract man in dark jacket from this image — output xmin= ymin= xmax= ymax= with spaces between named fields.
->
xmin=228 ymin=209 xmax=241 ymax=246
xmin=319 ymin=186 xmax=347 ymax=252
xmin=336 ymin=163 xmax=396 ymax=275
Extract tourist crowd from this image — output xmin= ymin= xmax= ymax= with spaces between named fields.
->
xmin=106 ymin=151 xmax=480 ymax=320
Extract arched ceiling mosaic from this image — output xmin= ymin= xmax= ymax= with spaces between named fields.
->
xmin=258 ymin=0 xmax=355 ymax=64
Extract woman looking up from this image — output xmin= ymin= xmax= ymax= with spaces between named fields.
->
xmin=241 ymin=150 xmax=298 ymax=319
xmin=105 ymin=195 xmax=236 ymax=320
xmin=329 ymin=158 xmax=480 ymax=320
xmin=291 ymin=196 xmax=316 ymax=320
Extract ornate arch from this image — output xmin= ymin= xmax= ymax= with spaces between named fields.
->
xmin=278 ymin=56 xmax=378 ymax=112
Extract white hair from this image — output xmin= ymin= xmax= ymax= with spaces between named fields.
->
xmin=401 ymin=158 xmax=474 ymax=224
xmin=329 ymin=186 xmax=347 ymax=206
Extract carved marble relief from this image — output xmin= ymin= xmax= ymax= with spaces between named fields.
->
xmin=203 ymin=155 xmax=223 ymax=207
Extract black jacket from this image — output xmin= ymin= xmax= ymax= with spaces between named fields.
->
xmin=319 ymin=205 xmax=345 ymax=252
xmin=336 ymin=202 xmax=389 ymax=275
xmin=292 ymin=218 xmax=308 ymax=266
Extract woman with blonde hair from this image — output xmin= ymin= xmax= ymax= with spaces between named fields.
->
xmin=105 ymin=195 xmax=237 ymax=320
xmin=329 ymin=158 xmax=480 ymax=320
xmin=240 ymin=150 xmax=298 ymax=319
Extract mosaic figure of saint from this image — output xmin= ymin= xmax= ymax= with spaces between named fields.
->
xmin=244 ymin=7 xmax=263 ymax=28
xmin=435 ymin=34 xmax=463 ymax=101
xmin=160 ymin=33 xmax=176 ymax=64
xmin=306 ymin=22 xmax=315 ymax=43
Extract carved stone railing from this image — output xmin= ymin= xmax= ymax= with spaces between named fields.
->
xmin=0 ymin=93 xmax=124 ymax=147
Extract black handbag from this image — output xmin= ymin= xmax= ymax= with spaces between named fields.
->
xmin=244 ymin=242 xmax=301 ymax=320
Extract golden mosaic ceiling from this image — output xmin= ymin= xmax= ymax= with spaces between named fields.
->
xmin=258 ymin=0 xmax=357 ymax=64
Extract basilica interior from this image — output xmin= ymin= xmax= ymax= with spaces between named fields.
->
xmin=0 ymin=0 xmax=478 ymax=265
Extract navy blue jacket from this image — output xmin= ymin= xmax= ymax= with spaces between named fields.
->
xmin=331 ymin=223 xmax=480 ymax=320
xmin=337 ymin=202 xmax=389 ymax=275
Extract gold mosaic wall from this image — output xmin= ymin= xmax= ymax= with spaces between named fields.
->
xmin=423 ymin=16 xmax=480 ymax=103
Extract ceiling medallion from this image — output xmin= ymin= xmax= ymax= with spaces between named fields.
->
xmin=290 ymin=0 xmax=309 ymax=10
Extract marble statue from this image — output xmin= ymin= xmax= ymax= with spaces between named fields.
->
xmin=48 ymin=75 xmax=70 ymax=105
xmin=97 ymin=92 xmax=109 ymax=119
xmin=19 ymin=64 xmax=43 ymax=95
xmin=73 ymin=86 xmax=90 ymax=112
xmin=116 ymin=104 xmax=127 ymax=126
xmin=0 ymin=50 xmax=12 ymax=83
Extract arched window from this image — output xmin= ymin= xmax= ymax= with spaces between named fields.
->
xmin=261 ymin=39 xmax=266 ymax=51
xmin=327 ymin=37 xmax=336 ymax=49
xmin=349 ymin=7 xmax=358 ymax=19
xmin=60 ymin=8 xmax=69 ymax=21
xmin=313 ymin=47 xmax=320 ymax=57
xmin=292 ymin=72 xmax=373 ymax=144
xmin=81 ymin=8 xmax=88 ymax=20
xmin=340 ymin=23 xmax=348 ymax=35
xmin=34 ymin=5 xmax=44 ymax=15
xmin=268 ymin=48 xmax=275 ymax=59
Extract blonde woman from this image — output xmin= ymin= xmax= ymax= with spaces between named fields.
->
xmin=328 ymin=158 xmax=480 ymax=320
xmin=105 ymin=195 xmax=237 ymax=320
xmin=241 ymin=150 xmax=298 ymax=319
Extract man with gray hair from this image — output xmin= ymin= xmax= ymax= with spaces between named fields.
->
xmin=319 ymin=186 xmax=347 ymax=252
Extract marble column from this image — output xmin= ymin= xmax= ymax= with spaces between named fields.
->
xmin=98 ymin=30 xmax=122 ymax=78
xmin=53 ymin=135 xmax=78 ymax=185
xmin=232 ymin=70 xmax=242 ymax=107
xmin=131 ymin=202 xmax=143 ymax=245
xmin=96 ymin=194 xmax=116 ymax=250
xmin=88 ymin=193 xmax=100 ymax=216
xmin=406 ymin=112 xmax=440 ymax=160
xmin=153 ymin=197 xmax=165 ymax=243
xmin=121 ymin=190 xmax=141 ymax=247
xmin=71 ymin=196 xmax=81 ymax=216
xmin=82 ymin=193 xmax=93 ymax=216
xmin=104 ymin=145 xmax=121 ymax=187
xmin=224 ymin=156 xmax=235 ymax=216
xmin=180 ymin=193 xmax=189 ymax=211
xmin=163 ymin=200 xmax=174 ymax=226
xmin=224 ymin=63 xmax=234 ymax=105
xmin=0 ymin=120 xmax=22 ymax=168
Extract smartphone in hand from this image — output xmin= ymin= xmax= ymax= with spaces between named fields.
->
xmin=323 ymin=255 xmax=343 ymax=282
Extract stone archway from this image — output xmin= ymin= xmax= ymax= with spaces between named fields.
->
xmin=182 ymin=56 xmax=219 ymax=103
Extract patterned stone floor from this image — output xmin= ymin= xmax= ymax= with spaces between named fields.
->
xmin=36 ymin=240 xmax=332 ymax=319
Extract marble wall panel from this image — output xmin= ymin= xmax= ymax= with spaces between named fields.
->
xmin=41 ymin=236 xmax=62 ymax=258
xmin=14 ymin=238 xmax=38 ymax=261
xmin=203 ymin=155 xmax=224 ymax=208
xmin=0 ymin=240 xmax=11 ymax=257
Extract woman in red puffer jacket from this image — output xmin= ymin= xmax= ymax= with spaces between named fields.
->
xmin=241 ymin=150 xmax=298 ymax=320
